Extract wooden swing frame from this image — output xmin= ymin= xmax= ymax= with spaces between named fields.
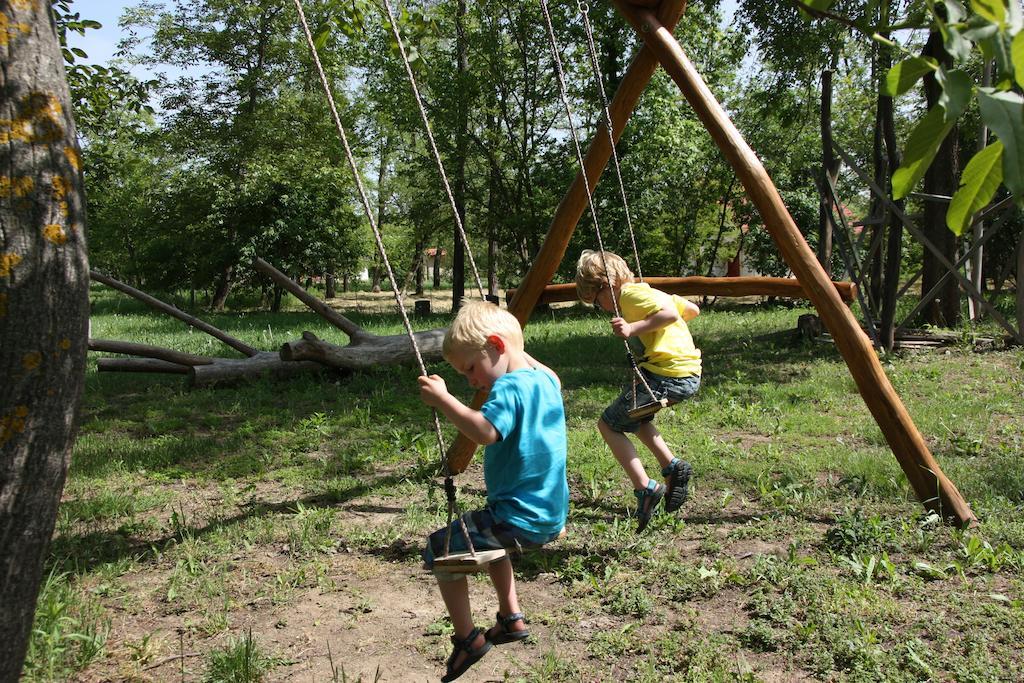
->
xmin=445 ymin=0 xmax=976 ymax=528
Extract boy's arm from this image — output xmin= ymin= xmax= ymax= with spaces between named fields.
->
xmin=680 ymin=298 xmax=700 ymax=321
xmin=523 ymin=352 xmax=561 ymax=389
xmin=418 ymin=375 xmax=500 ymax=445
xmin=611 ymin=303 xmax=679 ymax=339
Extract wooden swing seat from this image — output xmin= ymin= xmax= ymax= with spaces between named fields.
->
xmin=434 ymin=548 xmax=509 ymax=573
xmin=627 ymin=397 xmax=668 ymax=420
xmin=433 ymin=528 xmax=568 ymax=574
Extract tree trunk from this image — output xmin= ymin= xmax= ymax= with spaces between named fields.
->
xmin=868 ymin=41 xmax=885 ymax=310
xmin=373 ymin=135 xmax=390 ymax=295
xmin=325 ymin=272 xmax=336 ymax=299
xmin=1017 ymin=231 xmax=1024 ymax=336
xmin=370 ymin=262 xmax=382 ymax=293
xmin=271 ymin=284 xmax=283 ymax=312
xmin=969 ymin=60 xmax=992 ymax=320
xmin=920 ymin=31 xmax=961 ymax=327
xmin=818 ymin=65 xmax=837 ymax=275
xmin=704 ymin=176 xmax=736 ymax=277
xmin=210 ymin=262 xmax=233 ymax=311
xmin=0 ymin=5 xmax=90 ymax=676
xmin=451 ymin=0 xmax=470 ymax=312
xmin=486 ymin=112 xmax=500 ymax=298
xmin=878 ymin=5 xmax=904 ymax=352
xmin=433 ymin=244 xmax=441 ymax=288
xmin=414 ymin=238 xmax=426 ymax=296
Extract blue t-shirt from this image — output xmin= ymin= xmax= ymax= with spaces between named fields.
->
xmin=479 ymin=367 xmax=568 ymax=542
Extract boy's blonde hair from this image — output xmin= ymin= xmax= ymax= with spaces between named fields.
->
xmin=575 ymin=250 xmax=634 ymax=304
xmin=443 ymin=300 xmax=524 ymax=359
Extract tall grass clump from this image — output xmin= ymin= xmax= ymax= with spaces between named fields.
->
xmin=22 ymin=568 xmax=109 ymax=681
xmin=204 ymin=628 xmax=276 ymax=682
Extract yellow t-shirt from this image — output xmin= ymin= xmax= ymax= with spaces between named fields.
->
xmin=619 ymin=282 xmax=701 ymax=378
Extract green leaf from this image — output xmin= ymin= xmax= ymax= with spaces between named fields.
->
xmin=1013 ymin=31 xmax=1024 ymax=88
xmin=797 ymin=0 xmax=835 ymax=20
xmin=893 ymin=107 xmax=956 ymax=199
xmin=884 ymin=57 xmax=937 ymax=96
xmin=978 ymin=89 xmax=1024 ymax=195
xmin=991 ymin=30 xmax=1015 ymax=77
xmin=947 ymin=140 xmax=1004 ymax=235
xmin=943 ymin=0 xmax=968 ymax=23
xmin=936 ymin=68 xmax=973 ymax=120
xmin=941 ymin=24 xmax=974 ymax=61
xmin=313 ymin=27 xmax=330 ymax=50
xmin=971 ymin=0 xmax=1006 ymax=25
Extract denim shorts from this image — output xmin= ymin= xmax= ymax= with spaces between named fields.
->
xmin=602 ymin=369 xmax=700 ymax=433
xmin=423 ymin=508 xmax=560 ymax=582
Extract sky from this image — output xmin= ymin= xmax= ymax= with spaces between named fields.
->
xmin=68 ymin=2 xmax=134 ymax=67
xmin=69 ymin=0 xmax=742 ymax=81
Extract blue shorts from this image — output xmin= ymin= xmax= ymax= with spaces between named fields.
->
xmin=423 ymin=508 xmax=559 ymax=582
xmin=602 ymin=370 xmax=700 ymax=433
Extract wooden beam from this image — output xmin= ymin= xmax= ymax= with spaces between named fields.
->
xmin=508 ymin=276 xmax=856 ymax=306
xmin=612 ymin=1 xmax=974 ymax=526
xmin=445 ymin=0 xmax=690 ymax=474
xmin=90 ymin=271 xmax=259 ymax=358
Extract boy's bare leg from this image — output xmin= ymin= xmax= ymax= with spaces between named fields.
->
xmin=635 ymin=422 xmax=676 ymax=471
xmin=437 ymin=577 xmax=486 ymax=664
xmin=599 ymin=418 xmax=650 ymax=490
xmin=487 ymin=557 xmax=528 ymax=635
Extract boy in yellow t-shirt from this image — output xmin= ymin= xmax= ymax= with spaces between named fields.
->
xmin=575 ymin=250 xmax=701 ymax=532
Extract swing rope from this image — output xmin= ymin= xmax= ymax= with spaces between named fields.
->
xmin=576 ymin=0 xmax=643 ymax=282
xmin=537 ymin=0 xmax=659 ymax=406
xmin=380 ymin=0 xmax=486 ymax=302
xmin=292 ymin=0 xmax=477 ymax=560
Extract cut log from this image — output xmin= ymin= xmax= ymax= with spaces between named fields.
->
xmin=252 ymin=258 xmax=365 ymax=339
xmin=279 ymin=330 xmax=445 ymax=370
xmin=97 ymin=351 xmax=331 ymax=386
xmin=507 ymin=276 xmax=856 ymax=306
xmin=90 ymin=271 xmax=259 ymax=357
xmin=89 ymin=339 xmax=213 ymax=366
xmin=97 ymin=358 xmax=191 ymax=374
xmin=188 ymin=352 xmax=329 ymax=388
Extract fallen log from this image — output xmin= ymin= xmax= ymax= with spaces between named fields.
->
xmin=97 ymin=358 xmax=191 ymax=374
xmin=89 ymin=339 xmax=213 ymax=366
xmin=96 ymin=351 xmax=327 ymax=385
xmin=279 ymin=330 xmax=445 ymax=370
xmin=89 ymin=260 xmax=449 ymax=386
xmin=254 ymin=259 xmax=447 ymax=370
xmin=189 ymin=352 xmax=330 ymax=388
xmin=507 ymin=276 xmax=857 ymax=306
xmin=90 ymin=271 xmax=259 ymax=357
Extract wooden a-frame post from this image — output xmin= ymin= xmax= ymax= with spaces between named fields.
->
xmin=448 ymin=0 xmax=975 ymax=527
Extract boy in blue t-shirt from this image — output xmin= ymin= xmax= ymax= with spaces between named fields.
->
xmin=418 ymin=300 xmax=568 ymax=682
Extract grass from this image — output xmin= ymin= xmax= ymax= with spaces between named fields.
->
xmin=24 ymin=288 xmax=1024 ymax=681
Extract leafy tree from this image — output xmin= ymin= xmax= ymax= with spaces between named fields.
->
xmin=799 ymin=0 xmax=1024 ymax=234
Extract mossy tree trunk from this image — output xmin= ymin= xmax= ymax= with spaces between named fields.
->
xmin=0 ymin=1 xmax=89 ymax=676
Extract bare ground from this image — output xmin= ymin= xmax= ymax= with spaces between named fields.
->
xmin=68 ymin=469 xmax=825 ymax=683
